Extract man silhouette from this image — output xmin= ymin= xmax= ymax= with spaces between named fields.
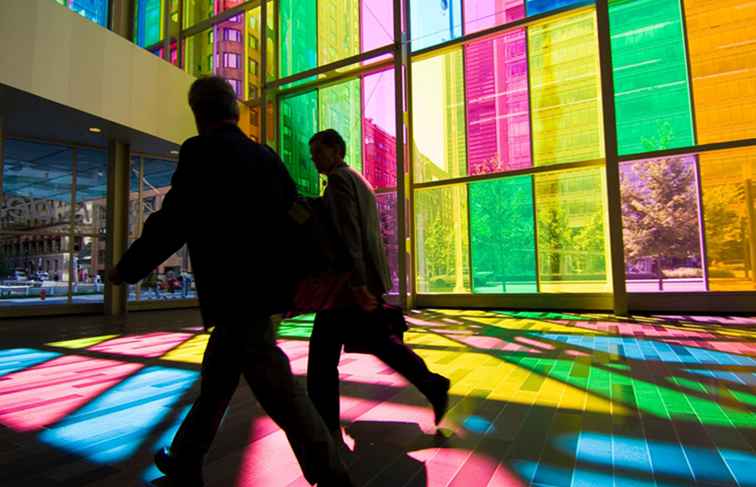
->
xmin=306 ymin=129 xmax=451 ymax=441
xmin=109 ymin=77 xmax=352 ymax=487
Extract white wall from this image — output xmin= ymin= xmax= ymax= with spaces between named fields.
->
xmin=0 ymin=0 xmax=196 ymax=145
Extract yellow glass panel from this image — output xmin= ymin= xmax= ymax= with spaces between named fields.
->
xmin=684 ymin=0 xmax=756 ymax=144
xmin=414 ymin=185 xmax=471 ymax=293
xmin=411 ymin=50 xmax=467 ymax=182
xmin=318 ymin=0 xmax=360 ymax=66
xmin=529 ymin=9 xmax=604 ymax=166
xmin=699 ymin=147 xmax=756 ymax=291
xmin=535 ymin=167 xmax=612 ymax=292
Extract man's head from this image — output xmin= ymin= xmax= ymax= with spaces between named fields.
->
xmin=188 ymin=76 xmax=240 ymax=134
xmin=309 ymin=129 xmax=346 ymax=175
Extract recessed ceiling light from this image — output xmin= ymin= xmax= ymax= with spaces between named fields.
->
xmin=170 ymin=150 xmax=179 ymax=155
xmin=89 ymin=127 xmax=101 ymax=133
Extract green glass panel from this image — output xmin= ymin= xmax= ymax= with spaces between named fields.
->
xmin=279 ymin=91 xmax=320 ymax=197
xmin=279 ymin=0 xmax=316 ymax=83
xmin=610 ymin=0 xmax=695 ymax=155
xmin=414 ymin=185 xmax=471 ymax=293
xmin=470 ymin=176 xmax=537 ymax=293
xmin=535 ymin=167 xmax=611 ymax=292
xmin=319 ymin=80 xmax=362 ymax=173
xmin=529 ymin=10 xmax=604 ymax=166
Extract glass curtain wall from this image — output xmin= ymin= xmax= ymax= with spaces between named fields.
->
xmin=114 ymin=0 xmax=756 ymax=306
xmin=0 ymin=140 xmax=108 ymax=308
xmin=53 ymin=0 xmax=110 ymax=27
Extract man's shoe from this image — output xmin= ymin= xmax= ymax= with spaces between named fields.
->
xmin=154 ymin=447 xmax=204 ymax=487
xmin=428 ymin=374 xmax=451 ymax=425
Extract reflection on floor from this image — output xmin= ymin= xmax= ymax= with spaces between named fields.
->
xmin=0 ymin=309 xmax=755 ymax=486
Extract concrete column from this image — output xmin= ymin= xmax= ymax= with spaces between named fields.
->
xmin=105 ymin=140 xmax=130 ymax=316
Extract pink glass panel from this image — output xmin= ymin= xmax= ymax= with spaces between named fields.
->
xmin=362 ymin=69 xmax=397 ymax=189
xmin=88 ymin=332 xmax=193 ymax=358
xmin=464 ymin=0 xmax=525 ymax=34
xmin=0 ymin=355 xmax=142 ymax=432
xmin=465 ymin=28 xmax=531 ymax=175
xmin=361 ymin=0 xmax=394 ymax=53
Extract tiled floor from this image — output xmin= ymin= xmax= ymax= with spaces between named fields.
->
xmin=0 ymin=309 xmax=754 ymax=486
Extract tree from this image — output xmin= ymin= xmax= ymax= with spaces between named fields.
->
xmin=621 ymin=156 xmax=700 ymax=290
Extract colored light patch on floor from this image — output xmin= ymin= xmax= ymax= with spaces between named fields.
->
xmin=0 ymin=348 xmax=60 ymax=377
xmin=40 ymin=366 xmax=198 ymax=464
xmin=46 ymin=334 xmax=119 ymax=349
xmin=143 ymin=404 xmax=192 ymax=483
xmin=160 ymin=333 xmax=210 ymax=364
xmin=88 ymin=332 xmax=194 ymax=358
xmin=560 ymin=432 xmax=755 ymax=486
xmin=539 ymin=334 xmax=756 ymax=365
xmin=0 ymin=355 xmax=143 ymax=432
xmin=684 ymin=368 xmax=756 ymax=387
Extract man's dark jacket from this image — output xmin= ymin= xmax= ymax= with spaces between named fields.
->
xmin=116 ymin=124 xmax=298 ymax=326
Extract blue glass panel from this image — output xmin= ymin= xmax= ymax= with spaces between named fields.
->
xmin=410 ymin=0 xmax=462 ymax=51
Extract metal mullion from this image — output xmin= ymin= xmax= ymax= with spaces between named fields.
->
xmin=617 ymin=138 xmax=756 ymax=163
xmin=413 ymin=159 xmax=605 ymax=190
xmin=67 ymin=149 xmax=77 ymax=304
xmin=596 ymin=0 xmax=627 ymax=315
xmin=410 ymin=1 xmax=596 ymax=61
xmin=524 ymin=22 xmax=541 ymax=293
xmin=393 ymin=0 xmax=407 ymax=308
xmin=177 ymin=0 xmax=184 ymax=69
xmin=403 ymin=0 xmax=416 ymax=308
xmin=273 ymin=58 xmax=394 ymax=104
xmin=162 ymin=0 xmax=171 ymax=61
xmin=260 ymin=0 xmax=268 ymax=144
xmin=268 ymin=45 xmax=395 ymax=90
xmin=460 ymin=34 xmax=474 ymax=296
xmin=678 ymin=0 xmax=699 ymax=151
xmin=136 ymin=156 xmax=144 ymax=301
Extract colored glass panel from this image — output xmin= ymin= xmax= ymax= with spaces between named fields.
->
xmin=410 ymin=0 xmax=462 ymax=52
xmin=318 ymin=0 xmax=360 ymax=66
xmin=465 ymin=28 xmax=531 ymax=175
xmin=135 ymin=0 xmax=164 ymax=48
xmin=470 ymin=176 xmax=537 ymax=293
xmin=214 ymin=12 xmax=246 ymax=99
xmin=621 ymin=156 xmax=705 ymax=292
xmin=279 ymin=91 xmax=320 ymax=197
xmin=377 ymin=192 xmax=399 ymax=293
xmin=319 ymin=79 xmax=363 ymax=173
xmin=362 ymin=0 xmax=394 ymax=53
xmin=362 ymin=68 xmax=397 ymax=189
xmin=464 ymin=0 xmax=524 ymax=35
xmin=529 ymin=9 xmax=604 ymax=166
xmin=59 ymin=0 xmax=110 ymax=27
xmin=184 ymin=26 xmax=215 ymax=78
xmin=414 ymin=185 xmax=470 ymax=293
xmin=535 ymin=167 xmax=610 ymax=292
xmin=279 ymin=0 xmax=316 ymax=79
xmin=610 ymin=0 xmax=694 ymax=155
xmin=684 ymin=0 xmax=756 ymax=144
xmin=527 ymin=0 xmax=585 ymax=16
xmin=411 ymin=50 xmax=467 ymax=182
xmin=183 ymin=0 xmax=213 ymax=28
xmin=699 ymin=147 xmax=756 ymax=291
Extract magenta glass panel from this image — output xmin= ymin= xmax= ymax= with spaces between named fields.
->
xmin=464 ymin=0 xmax=525 ymax=35
xmin=361 ymin=0 xmax=394 ymax=53
xmin=377 ymin=192 xmax=399 ymax=294
xmin=362 ymin=68 xmax=397 ymax=190
xmin=465 ymin=28 xmax=531 ymax=176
